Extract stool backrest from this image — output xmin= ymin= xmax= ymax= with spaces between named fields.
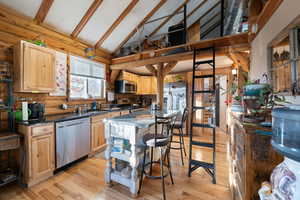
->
xmin=154 ymin=114 xmax=177 ymax=147
xmin=180 ymin=108 xmax=189 ymax=127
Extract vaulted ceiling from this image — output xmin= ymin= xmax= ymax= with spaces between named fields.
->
xmin=0 ymin=0 xmax=220 ymax=53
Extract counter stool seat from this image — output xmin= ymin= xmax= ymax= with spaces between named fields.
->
xmin=143 ymin=133 xmax=169 ymax=147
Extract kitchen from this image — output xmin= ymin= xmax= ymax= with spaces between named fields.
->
xmin=0 ymin=0 xmax=300 ymax=200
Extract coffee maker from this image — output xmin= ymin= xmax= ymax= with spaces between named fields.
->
xmin=28 ymin=103 xmax=45 ymax=120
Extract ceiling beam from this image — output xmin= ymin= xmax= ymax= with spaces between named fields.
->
xmin=34 ymin=0 xmax=54 ymax=24
xmin=95 ymin=0 xmax=139 ymax=48
xmin=111 ymin=49 xmax=227 ymax=70
xmin=149 ymin=0 xmax=190 ymax=38
xmin=179 ymin=0 xmax=208 ymax=24
xmin=71 ymin=0 xmax=103 ymax=38
xmin=163 ymin=61 xmax=177 ymax=75
xmin=145 ymin=64 xmax=157 ymax=76
xmin=188 ymin=1 xmax=221 ymax=29
xmin=111 ymin=33 xmax=249 ymax=66
xmin=113 ymin=0 xmax=167 ymax=54
xmin=250 ymin=0 xmax=283 ymax=41
xmin=110 ymin=70 xmax=121 ymax=84
xmin=228 ymin=51 xmax=249 ymax=72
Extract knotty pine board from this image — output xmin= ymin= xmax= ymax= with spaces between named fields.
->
xmin=0 ymin=43 xmax=106 ymax=131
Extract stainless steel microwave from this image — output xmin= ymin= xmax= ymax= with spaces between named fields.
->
xmin=115 ymin=80 xmax=137 ymax=94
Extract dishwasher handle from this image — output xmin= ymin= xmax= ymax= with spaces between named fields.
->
xmin=66 ymin=122 xmax=85 ymax=127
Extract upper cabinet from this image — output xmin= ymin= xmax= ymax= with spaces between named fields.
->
xmin=137 ymin=76 xmax=157 ymax=95
xmin=14 ymin=41 xmax=56 ymax=93
xmin=118 ymin=71 xmax=138 ymax=82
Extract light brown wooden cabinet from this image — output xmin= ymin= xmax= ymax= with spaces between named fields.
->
xmin=18 ymin=123 xmax=55 ymax=187
xmin=91 ymin=115 xmax=106 ymax=153
xmin=14 ymin=41 xmax=56 ymax=93
xmin=137 ymin=76 xmax=157 ymax=95
xmin=118 ymin=71 xmax=138 ymax=83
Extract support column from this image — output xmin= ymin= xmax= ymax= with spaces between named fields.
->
xmin=145 ymin=62 xmax=178 ymax=110
xmin=156 ymin=62 xmax=164 ymax=110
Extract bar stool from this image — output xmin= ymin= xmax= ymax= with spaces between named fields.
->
xmin=138 ymin=113 xmax=177 ymax=200
xmin=169 ymin=108 xmax=188 ymax=165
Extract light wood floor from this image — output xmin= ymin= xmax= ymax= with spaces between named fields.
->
xmin=0 ymin=131 xmax=231 ymax=200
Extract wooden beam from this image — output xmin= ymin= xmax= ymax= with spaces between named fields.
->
xmin=149 ymin=0 xmax=190 ymax=38
xmin=188 ymin=1 xmax=221 ymax=29
xmin=95 ymin=0 xmax=139 ymax=48
xmin=71 ymin=0 xmax=103 ymax=38
xmin=156 ymin=63 xmax=164 ymax=109
xmin=113 ymin=0 xmax=167 ymax=53
xmin=250 ymin=0 xmax=283 ymax=41
xmin=145 ymin=64 xmax=157 ymax=76
xmin=163 ymin=61 xmax=177 ymax=76
xmin=110 ymin=70 xmax=121 ymax=84
xmin=111 ymin=50 xmax=218 ymax=70
xmin=228 ymin=52 xmax=249 ymax=72
xmin=0 ymin=2 xmax=111 ymax=62
xmin=112 ymin=33 xmax=249 ymax=65
xmin=34 ymin=0 xmax=54 ymax=24
xmin=179 ymin=0 xmax=208 ymax=24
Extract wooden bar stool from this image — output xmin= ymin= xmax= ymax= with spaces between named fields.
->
xmin=138 ymin=113 xmax=177 ymax=200
xmin=168 ymin=108 xmax=188 ymax=165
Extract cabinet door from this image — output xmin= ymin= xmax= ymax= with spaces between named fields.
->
xmin=31 ymin=134 xmax=54 ymax=179
xmin=151 ymin=76 xmax=157 ymax=94
xmin=91 ymin=121 xmax=105 ymax=152
xmin=23 ymin=43 xmax=55 ymax=92
xmin=136 ymin=76 xmax=142 ymax=94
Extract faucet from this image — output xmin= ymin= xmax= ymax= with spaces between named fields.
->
xmin=76 ymin=105 xmax=82 ymax=114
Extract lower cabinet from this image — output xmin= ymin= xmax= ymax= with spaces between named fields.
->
xmin=91 ymin=115 xmax=106 ymax=152
xmin=18 ymin=123 xmax=55 ymax=187
xmin=31 ymin=134 xmax=54 ymax=180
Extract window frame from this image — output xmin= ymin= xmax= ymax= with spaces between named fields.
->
xmin=269 ymin=27 xmax=300 ymax=95
xmin=68 ymin=55 xmax=106 ymax=100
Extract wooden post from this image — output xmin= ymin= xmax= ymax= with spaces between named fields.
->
xmin=145 ymin=62 xmax=177 ymax=110
xmin=156 ymin=62 xmax=164 ymax=110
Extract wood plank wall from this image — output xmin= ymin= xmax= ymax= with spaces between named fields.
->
xmin=0 ymin=7 xmax=111 ymax=130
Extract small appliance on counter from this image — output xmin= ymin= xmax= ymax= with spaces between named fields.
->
xmin=259 ymin=105 xmax=300 ymax=200
xmin=28 ymin=103 xmax=45 ymax=120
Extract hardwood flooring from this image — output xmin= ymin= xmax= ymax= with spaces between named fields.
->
xmin=0 ymin=131 xmax=231 ymax=200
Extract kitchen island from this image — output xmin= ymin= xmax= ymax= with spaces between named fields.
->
xmin=104 ymin=110 xmax=179 ymax=195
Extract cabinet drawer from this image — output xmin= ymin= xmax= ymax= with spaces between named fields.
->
xmin=31 ymin=125 xmax=53 ymax=137
xmin=91 ymin=115 xmax=106 ymax=123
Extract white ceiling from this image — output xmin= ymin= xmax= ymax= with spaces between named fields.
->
xmin=127 ymin=56 xmax=233 ymax=75
xmin=0 ymin=0 xmax=219 ymax=53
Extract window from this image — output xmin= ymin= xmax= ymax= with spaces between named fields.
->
xmin=69 ymin=55 xmax=106 ymax=99
xmin=270 ymin=28 xmax=300 ymax=95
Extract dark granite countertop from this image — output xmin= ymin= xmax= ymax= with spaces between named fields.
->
xmin=17 ymin=106 xmax=146 ymax=126
xmin=103 ymin=110 xmax=180 ymax=128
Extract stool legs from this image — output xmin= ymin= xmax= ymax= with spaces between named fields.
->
xmin=166 ymin=148 xmax=174 ymax=184
xmin=138 ymin=148 xmax=147 ymax=194
xmin=149 ymin=147 xmax=153 ymax=176
xmin=139 ymin=147 xmax=174 ymax=200
xmin=180 ymin=128 xmax=187 ymax=156
xmin=160 ymin=147 xmax=166 ymax=200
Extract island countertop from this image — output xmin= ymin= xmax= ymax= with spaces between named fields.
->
xmin=103 ymin=109 xmax=179 ymax=128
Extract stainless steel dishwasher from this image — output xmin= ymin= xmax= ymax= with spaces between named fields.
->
xmin=56 ymin=117 xmax=90 ymax=169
